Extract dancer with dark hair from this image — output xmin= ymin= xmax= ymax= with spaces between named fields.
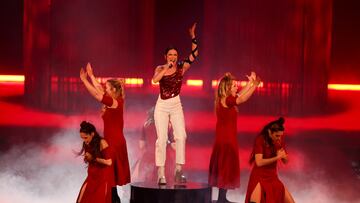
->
xmin=152 ymin=23 xmax=198 ymax=185
xmin=76 ymin=121 xmax=114 ymax=203
xmin=245 ymin=117 xmax=295 ymax=203
xmin=80 ymin=63 xmax=130 ymax=202
xmin=209 ymin=72 xmax=261 ymax=203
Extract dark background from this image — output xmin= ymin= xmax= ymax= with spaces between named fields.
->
xmin=0 ymin=0 xmax=359 ymax=82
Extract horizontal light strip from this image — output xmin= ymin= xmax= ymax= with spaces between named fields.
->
xmin=187 ymin=79 xmax=203 ymax=87
xmin=0 ymin=75 xmax=359 ymax=91
xmin=0 ymin=75 xmax=25 ymax=82
xmin=124 ymin=78 xmax=143 ymax=86
xmin=328 ymin=84 xmax=360 ymax=91
xmin=211 ymin=80 xmax=218 ymax=87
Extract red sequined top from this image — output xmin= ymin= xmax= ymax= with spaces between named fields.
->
xmin=159 ymin=65 xmax=184 ymax=100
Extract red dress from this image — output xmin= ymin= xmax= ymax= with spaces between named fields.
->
xmin=77 ymin=145 xmax=115 ymax=203
xmin=208 ymin=95 xmax=240 ymax=189
xmin=101 ymin=95 xmax=131 ymax=185
xmin=244 ymin=135 xmax=286 ymax=203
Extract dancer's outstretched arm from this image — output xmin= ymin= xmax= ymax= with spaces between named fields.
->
xmin=237 ymin=72 xmax=256 ymax=96
xmin=236 ymin=75 xmax=261 ymax=104
xmin=80 ymin=68 xmax=103 ymax=101
xmin=86 ymin=63 xmax=103 ymax=93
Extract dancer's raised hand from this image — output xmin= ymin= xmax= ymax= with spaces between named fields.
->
xmin=86 ymin=62 xmax=94 ymax=77
xmin=80 ymin=68 xmax=87 ymax=81
xmin=246 ymin=71 xmax=256 ymax=82
xmin=254 ymin=76 xmax=261 ymax=86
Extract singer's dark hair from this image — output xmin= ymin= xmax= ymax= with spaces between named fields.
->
xmin=249 ymin=117 xmax=285 ymax=164
xmin=164 ymin=46 xmax=179 ymax=55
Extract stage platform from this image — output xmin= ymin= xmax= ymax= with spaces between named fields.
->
xmin=130 ymin=182 xmax=212 ymax=203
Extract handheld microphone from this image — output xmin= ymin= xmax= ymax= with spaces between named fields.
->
xmin=168 ymin=61 xmax=175 ymax=68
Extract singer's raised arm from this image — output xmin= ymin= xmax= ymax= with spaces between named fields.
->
xmin=182 ymin=23 xmax=199 ymax=74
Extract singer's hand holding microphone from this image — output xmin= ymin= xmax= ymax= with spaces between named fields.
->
xmin=165 ymin=61 xmax=174 ymax=69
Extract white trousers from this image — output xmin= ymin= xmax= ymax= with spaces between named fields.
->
xmin=154 ymin=95 xmax=187 ymax=167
